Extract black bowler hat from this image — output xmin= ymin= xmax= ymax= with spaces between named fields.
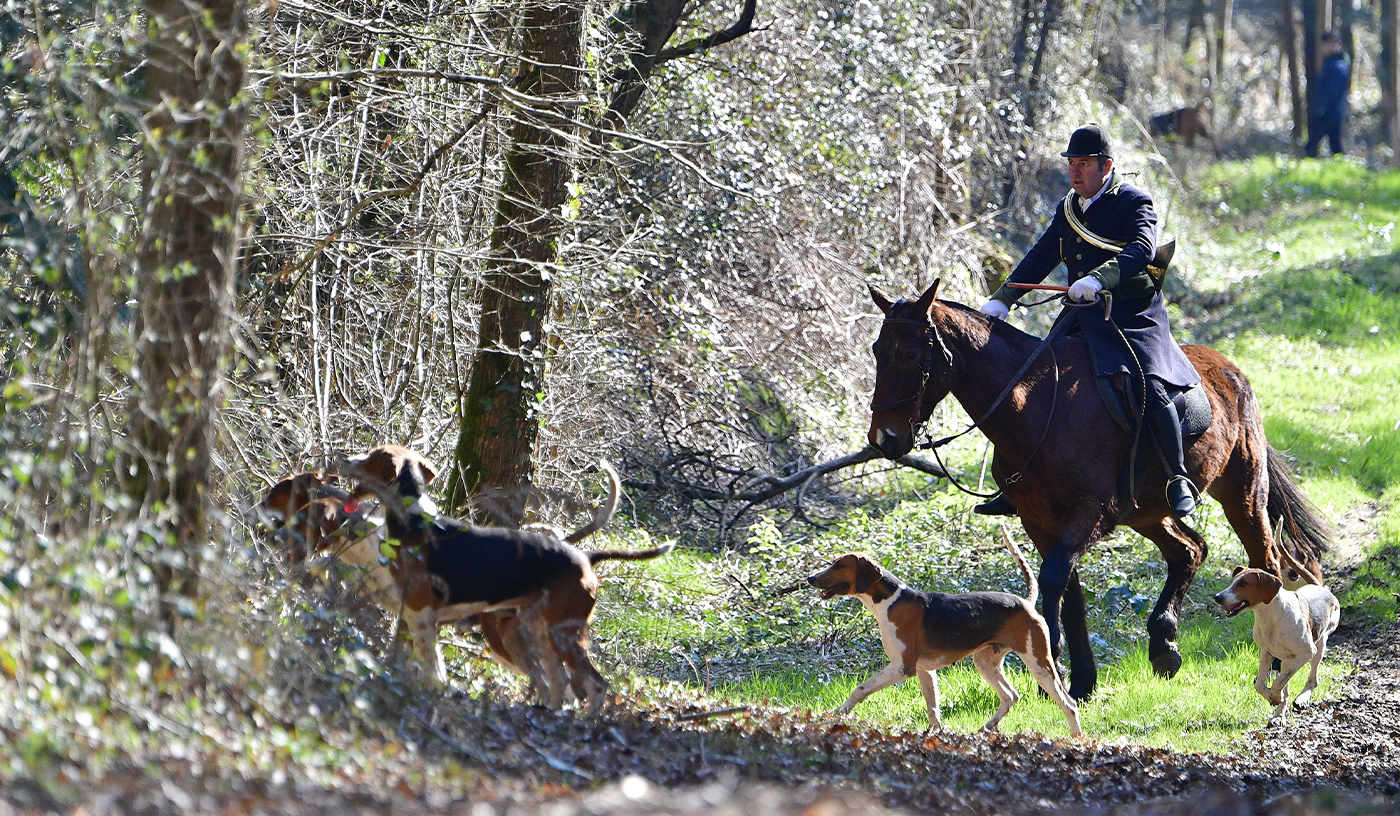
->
xmin=1061 ymin=124 xmax=1113 ymax=159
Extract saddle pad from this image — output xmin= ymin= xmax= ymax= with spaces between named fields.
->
xmin=1176 ymin=384 xmax=1212 ymax=439
xmin=1095 ymin=373 xmax=1212 ymax=439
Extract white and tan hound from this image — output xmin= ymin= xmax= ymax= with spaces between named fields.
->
xmin=1214 ymin=567 xmax=1340 ymax=725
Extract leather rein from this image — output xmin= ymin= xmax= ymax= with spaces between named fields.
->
xmin=869 ymin=304 xmax=1088 ymax=499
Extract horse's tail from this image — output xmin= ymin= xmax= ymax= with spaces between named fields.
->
xmin=1266 ymin=444 xmax=1332 ymax=584
xmin=1000 ymin=522 xmax=1038 ymax=605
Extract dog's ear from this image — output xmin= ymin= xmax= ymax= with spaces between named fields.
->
xmin=1257 ymin=571 xmax=1283 ymax=604
xmin=852 ymin=555 xmax=883 ymax=595
xmin=263 ymin=481 xmax=292 ymax=516
xmin=416 ymin=456 xmax=438 ymax=485
xmin=1231 ymin=566 xmax=1245 ymax=578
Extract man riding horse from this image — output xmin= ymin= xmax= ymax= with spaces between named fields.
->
xmin=977 ymin=124 xmax=1200 ymax=520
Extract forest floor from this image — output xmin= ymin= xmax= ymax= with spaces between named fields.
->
xmin=4 ymin=613 xmax=1396 ymax=816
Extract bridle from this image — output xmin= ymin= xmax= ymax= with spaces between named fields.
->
xmin=868 ymin=307 xmax=1066 ymax=499
xmin=868 ymin=317 xmax=954 ymax=414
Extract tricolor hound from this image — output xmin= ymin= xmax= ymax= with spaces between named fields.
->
xmin=348 ymin=444 xmax=672 ymax=713
xmin=808 ymin=525 xmax=1081 ymax=736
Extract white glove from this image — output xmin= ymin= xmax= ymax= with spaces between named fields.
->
xmin=978 ymin=299 xmax=1010 ymax=320
xmin=1067 ymin=276 xmax=1104 ymax=303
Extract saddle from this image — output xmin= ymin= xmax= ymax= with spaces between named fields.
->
xmin=1096 ymin=373 xmax=1212 ymax=439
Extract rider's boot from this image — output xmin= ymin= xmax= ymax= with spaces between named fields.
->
xmin=974 ymin=493 xmax=1018 ymax=516
xmin=1146 ymin=401 xmax=1198 ymax=519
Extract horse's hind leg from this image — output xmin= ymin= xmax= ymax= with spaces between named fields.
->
xmin=1132 ymin=517 xmax=1208 ymax=678
xmin=1209 ymin=449 xmax=1279 ymax=575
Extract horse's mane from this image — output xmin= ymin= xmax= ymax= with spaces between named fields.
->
xmin=888 ymin=295 xmax=1047 ymax=347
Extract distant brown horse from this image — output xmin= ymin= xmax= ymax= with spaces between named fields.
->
xmin=865 ymin=280 xmax=1329 ymax=701
xmin=1149 ymin=101 xmax=1220 ymax=156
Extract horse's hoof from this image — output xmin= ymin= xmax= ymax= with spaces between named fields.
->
xmin=1150 ymin=643 xmax=1182 ymax=678
xmin=1069 ymin=684 xmax=1094 ymax=703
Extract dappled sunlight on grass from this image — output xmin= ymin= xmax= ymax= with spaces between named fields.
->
xmin=1173 ymin=155 xmax=1400 ymax=626
xmin=715 ymin=625 xmax=1337 ymax=754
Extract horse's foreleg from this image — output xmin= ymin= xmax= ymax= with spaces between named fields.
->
xmin=1136 ymin=518 xmax=1208 ymax=679
xmin=1038 ymin=546 xmax=1100 ymax=699
xmin=1061 ymin=569 xmax=1097 ymax=701
xmin=1038 ymin=546 xmax=1073 ymax=661
xmin=1028 ymin=511 xmax=1103 ymax=701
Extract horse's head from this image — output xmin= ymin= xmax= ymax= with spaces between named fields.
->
xmin=866 ymin=279 xmax=954 ymax=459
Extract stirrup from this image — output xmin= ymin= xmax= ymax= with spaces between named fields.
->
xmin=1165 ymin=475 xmax=1198 ymax=520
xmin=974 ymin=493 xmax=1018 ymax=517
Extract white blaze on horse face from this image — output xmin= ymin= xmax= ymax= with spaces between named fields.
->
xmin=869 ymin=422 xmax=910 ymax=453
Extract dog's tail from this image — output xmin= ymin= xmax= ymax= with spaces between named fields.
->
xmin=589 ymin=541 xmax=675 ymax=564
xmin=565 ymin=460 xmax=622 ymax=543
xmin=1000 ymin=523 xmax=1037 ymax=605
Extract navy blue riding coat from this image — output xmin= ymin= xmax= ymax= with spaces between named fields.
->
xmin=991 ymin=172 xmax=1200 ymax=388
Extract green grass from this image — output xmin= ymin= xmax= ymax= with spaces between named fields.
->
xmin=1183 ymin=154 xmax=1400 ymax=620
xmin=719 ymin=627 xmax=1306 ymax=750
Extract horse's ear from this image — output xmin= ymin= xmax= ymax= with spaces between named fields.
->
xmin=868 ymin=284 xmax=894 ymax=315
xmin=1231 ymin=566 xmax=1244 ymax=577
xmin=913 ymin=278 xmax=942 ymax=316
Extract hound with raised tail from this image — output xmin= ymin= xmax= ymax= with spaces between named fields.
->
xmin=808 ymin=525 xmax=1081 ymax=736
xmin=348 ymin=444 xmax=673 ymax=713
xmin=1213 ymin=567 xmax=1339 ymax=725
xmin=261 ymin=454 xmax=579 ymax=699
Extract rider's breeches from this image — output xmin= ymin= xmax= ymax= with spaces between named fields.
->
xmin=1145 ymin=376 xmax=1173 ymax=414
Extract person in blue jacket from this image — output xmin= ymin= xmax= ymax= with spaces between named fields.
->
xmin=976 ymin=124 xmax=1201 ymax=520
xmin=1306 ymin=30 xmax=1349 ymax=158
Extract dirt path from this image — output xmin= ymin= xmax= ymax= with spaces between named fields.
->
xmin=1233 ymin=617 xmax=1400 ymax=798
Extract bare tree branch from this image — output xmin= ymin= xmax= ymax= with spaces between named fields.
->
xmin=623 ymin=445 xmax=948 ymax=504
xmin=654 ymin=0 xmax=766 ymax=65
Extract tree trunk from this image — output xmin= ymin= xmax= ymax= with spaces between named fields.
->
xmin=445 ymin=0 xmax=585 ymax=518
xmin=1302 ymin=0 xmax=1330 ymax=133
xmin=1184 ymin=0 xmax=1207 ymax=54
xmin=1025 ymin=0 xmax=1062 ymax=130
xmin=1012 ymin=0 xmax=1035 ymax=83
xmin=1384 ymin=0 xmax=1400 ymax=155
xmin=605 ymin=0 xmax=688 ymax=129
xmin=127 ymin=0 xmax=247 ymax=609
xmin=1214 ymin=0 xmax=1233 ymax=87
xmin=1283 ymin=0 xmax=1303 ymax=142
xmin=1154 ymin=0 xmax=1166 ymax=77
xmin=604 ymin=0 xmax=758 ymax=130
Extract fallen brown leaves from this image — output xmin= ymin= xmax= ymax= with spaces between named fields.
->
xmin=3 ymin=625 xmax=1398 ymax=815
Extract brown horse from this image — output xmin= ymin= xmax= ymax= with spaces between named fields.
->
xmin=865 ymin=280 xmax=1329 ymax=701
